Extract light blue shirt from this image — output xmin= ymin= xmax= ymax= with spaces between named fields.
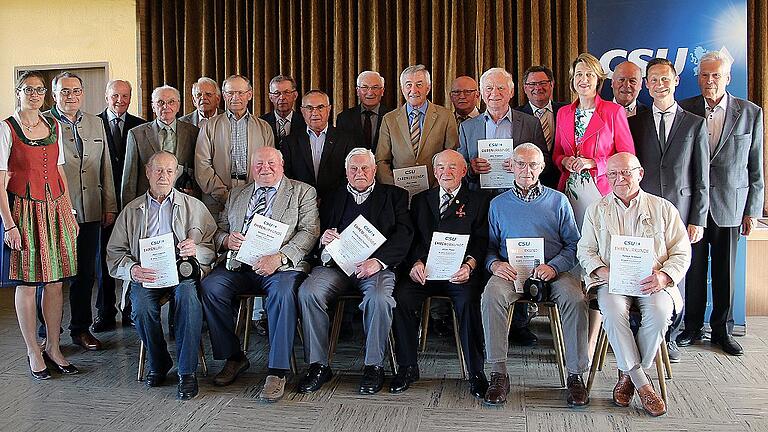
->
xmin=248 ymin=179 xmax=282 ymax=220
xmin=307 ymin=125 xmax=328 ymax=179
xmin=405 ymin=101 xmax=429 ymax=131
xmin=145 ymin=189 xmax=175 ymax=238
xmin=483 ymin=107 xmax=514 ymax=140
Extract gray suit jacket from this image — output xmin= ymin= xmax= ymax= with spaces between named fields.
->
xmin=179 ymin=109 xmax=223 ymax=127
xmin=679 ymin=94 xmax=764 ymax=226
xmin=629 ymin=106 xmax=710 ymax=227
xmin=215 ymin=177 xmax=320 ymax=273
xmin=122 ymin=120 xmax=200 ymax=206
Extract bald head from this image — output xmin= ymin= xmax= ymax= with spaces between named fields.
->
xmin=611 ymin=61 xmax=642 ymax=107
xmin=433 ymin=149 xmax=467 ymax=192
xmin=251 ymin=146 xmax=285 ymax=187
xmin=607 ymin=152 xmax=644 ymax=203
xmin=450 ymin=76 xmax=479 ymax=116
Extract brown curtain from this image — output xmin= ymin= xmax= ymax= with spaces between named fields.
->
xmin=748 ymin=0 xmax=768 ymax=214
xmin=136 ymin=0 xmax=587 ymax=119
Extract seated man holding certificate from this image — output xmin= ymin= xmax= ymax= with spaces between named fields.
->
xmin=390 ymin=149 xmax=490 ymax=396
xmin=297 ymin=147 xmax=414 ymax=395
xmin=106 ymin=151 xmax=217 ymax=400
xmin=200 ymin=146 xmax=320 ymax=402
xmin=577 ymin=152 xmax=691 ymax=417
xmin=481 ymin=143 xmax=589 ymax=407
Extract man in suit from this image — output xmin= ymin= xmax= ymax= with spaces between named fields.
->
xmin=336 ymin=71 xmax=392 ymax=152
xmin=629 ymin=58 xmax=709 ymax=362
xmin=40 ymin=71 xmax=118 ymax=351
xmin=450 ymin=76 xmax=480 ymax=125
xmin=376 ymin=64 xmax=458 ymax=187
xmin=515 ymin=65 xmax=568 ymax=162
xmin=282 ymin=90 xmax=355 ymax=202
xmin=195 ymin=74 xmax=275 ymax=218
xmin=94 ymin=79 xmax=146 ymax=332
xmin=611 ymin=61 xmax=649 ymax=118
xmin=122 ymin=85 xmax=200 ymax=205
xmin=297 ymin=148 xmax=414 ymax=395
xmin=201 ymin=146 xmax=320 ymax=402
xmin=260 ymin=75 xmax=307 ymax=150
xmin=390 ymin=149 xmax=489 ymax=397
xmin=677 ymin=51 xmax=764 ymax=356
xmin=179 ymin=77 xmax=222 ymax=128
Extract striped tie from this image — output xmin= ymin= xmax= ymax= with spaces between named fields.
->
xmin=244 ymin=187 xmax=270 ymax=231
xmin=409 ymin=110 xmax=422 ymax=155
xmin=162 ymin=126 xmax=176 ymax=152
xmin=278 ymin=118 xmax=288 ymax=137
xmin=536 ymin=108 xmax=552 ymax=150
xmin=439 ymin=192 xmax=452 ymax=218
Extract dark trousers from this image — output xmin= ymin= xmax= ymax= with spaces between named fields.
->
xmin=685 ymin=216 xmax=739 ymax=336
xmin=392 ymin=277 xmax=485 ymax=374
xmin=96 ymin=223 xmax=120 ymax=320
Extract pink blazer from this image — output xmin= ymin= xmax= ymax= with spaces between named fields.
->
xmin=553 ymin=95 xmax=635 ymax=195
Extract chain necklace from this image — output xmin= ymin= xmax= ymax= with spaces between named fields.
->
xmin=20 ymin=117 xmax=42 ymax=132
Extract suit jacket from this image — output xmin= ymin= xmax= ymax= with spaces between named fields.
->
xmin=679 ymin=94 xmax=764 ymax=226
xmin=260 ymin=110 xmax=307 ymax=151
xmin=281 ymin=126 xmax=355 ymax=202
xmin=407 ymin=184 xmax=489 ymax=270
xmin=514 ymin=101 xmax=568 ymax=121
xmin=629 ymin=106 xmax=709 ymax=227
xmin=215 ymin=178 xmax=320 ymax=273
xmin=458 ymin=108 xmax=555 ymax=189
xmin=194 ymin=112 xmax=275 ymax=216
xmin=636 ymin=102 xmax=650 ymax=116
xmin=375 ymin=102 xmax=459 ymax=187
xmin=98 ymin=109 xmax=146 ymax=207
xmin=43 ymin=109 xmax=117 ymax=223
xmin=122 ymin=120 xmax=200 ymax=206
xmin=553 ymin=95 xmax=635 ymax=195
xmin=320 ymin=183 xmax=414 ymax=269
xmin=179 ymin=109 xmax=223 ymax=127
xmin=335 ymin=103 xmax=393 ymax=152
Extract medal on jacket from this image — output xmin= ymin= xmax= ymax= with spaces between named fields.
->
xmin=177 ymin=256 xmax=201 ymax=281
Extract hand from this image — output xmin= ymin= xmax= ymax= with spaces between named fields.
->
xmin=501 ymin=158 xmax=514 ymax=173
xmin=687 ymin=224 xmax=704 ymax=244
xmin=532 ymin=263 xmax=557 ymax=281
xmin=225 ymin=232 xmax=246 ymax=251
xmin=490 ymin=260 xmax=517 ymax=282
xmin=449 ymin=263 xmax=471 ymax=284
xmin=571 ymin=157 xmax=596 ymax=172
xmin=253 ymin=253 xmax=282 ymax=277
xmin=320 ymin=228 xmax=340 ymax=246
xmin=355 ymin=258 xmax=382 ymax=279
xmin=177 ymin=238 xmax=197 ymax=257
xmin=640 ymin=270 xmax=672 ymax=295
xmin=3 ymin=226 xmax=21 ymax=250
xmin=102 ymin=212 xmax=116 ymax=228
xmin=131 ymin=264 xmax=157 ymax=283
xmin=409 ymin=261 xmax=426 ymax=285
xmin=741 ymin=216 xmax=756 ymax=236
xmin=592 ymin=266 xmax=610 ymax=283
xmin=470 ymin=157 xmax=491 ymax=174
xmin=74 ymin=221 xmax=80 ymax=236
xmin=562 ymin=156 xmax=577 ymax=172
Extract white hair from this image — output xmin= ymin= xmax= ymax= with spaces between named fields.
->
xmin=357 ymin=71 xmax=385 ymax=87
xmin=151 ymin=85 xmax=180 ymax=102
xmin=192 ymin=77 xmax=221 ymax=96
xmin=700 ymin=51 xmax=733 ymax=74
xmin=479 ymin=67 xmax=515 ymax=92
xmin=344 ymin=147 xmax=376 ymax=169
xmin=105 ymin=79 xmax=132 ymax=94
xmin=399 ymin=64 xmax=431 ymax=88
xmin=513 ymin=143 xmax=544 ymax=163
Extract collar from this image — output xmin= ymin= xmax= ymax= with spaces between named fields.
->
xmin=455 ymin=107 xmax=480 ymax=119
xmin=197 ymin=109 xmax=216 ymax=120
xmin=406 ymin=101 xmax=429 ymax=117
xmin=52 ymin=105 xmax=82 ymax=124
xmin=614 ymin=97 xmax=637 ymax=113
xmin=652 ymin=101 xmax=678 ymax=116
xmin=611 ymin=189 xmax=643 ymax=210
xmin=483 ymin=107 xmax=514 ymax=124
xmin=146 ymin=188 xmax=175 ymax=207
xmin=361 ymin=104 xmax=381 ymax=115
xmin=706 ymin=92 xmax=729 ymax=112
xmin=347 ymin=181 xmax=375 ymax=202
xmin=513 ymin=180 xmax=542 ymax=198
xmin=439 ymin=183 xmax=461 ymax=199
xmin=156 ymin=118 xmax=177 ymax=131
xmin=306 ymin=125 xmax=329 ymax=138
xmin=275 ymin=110 xmax=294 ymax=122
xmin=226 ymin=109 xmax=250 ymax=121
xmin=254 ymin=178 xmax=282 ymax=194
xmin=107 ymin=109 xmax=127 ymax=123
xmin=529 ymin=100 xmax=553 ymax=113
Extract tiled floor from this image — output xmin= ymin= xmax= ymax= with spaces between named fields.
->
xmin=1 ymin=288 xmax=766 ymax=432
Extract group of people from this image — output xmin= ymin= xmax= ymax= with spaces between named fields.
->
xmin=2 ymin=49 xmax=763 ymax=418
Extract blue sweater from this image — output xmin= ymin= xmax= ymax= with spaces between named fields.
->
xmin=485 ymin=187 xmax=580 ymax=274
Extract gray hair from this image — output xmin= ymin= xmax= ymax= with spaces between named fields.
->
xmin=357 ymin=71 xmax=385 ymax=87
xmin=52 ymin=71 xmax=83 ymax=91
xmin=269 ymin=75 xmax=296 ymax=91
xmin=513 ymin=143 xmax=545 ymax=164
xmin=432 ymin=149 xmax=468 ymax=170
xmin=253 ymin=146 xmax=284 ymax=163
xmin=105 ymin=79 xmax=132 ymax=94
xmin=302 ymin=89 xmax=330 ymax=106
xmin=399 ymin=65 xmax=431 ymax=88
xmin=479 ymin=67 xmax=515 ymax=92
xmin=700 ymin=51 xmax=733 ymax=73
xmin=147 ymin=150 xmax=179 ymax=169
xmin=223 ymin=74 xmax=253 ymax=91
xmin=192 ymin=77 xmax=221 ymax=96
xmin=344 ymin=147 xmax=376 ymax=169
xmin=151 ymin=85 xmax=181 ymax=102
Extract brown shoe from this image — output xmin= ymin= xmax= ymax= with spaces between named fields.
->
xmin=566 ymin=374 xmax=589 ymax=407
xmin=213 ymin=357 xmax=250 ymax=386
xmin=637 ymin=383 xmax=666 ymax=416
xmin=72 ymin=331 xmax=103 ymax=351
xmin=483 ymin=372 xmax=510 ymax=406
xmin=258 ymin=375 xmax=286 ymax=402
xmin=612 ymin=372 xmax=635 ymax=407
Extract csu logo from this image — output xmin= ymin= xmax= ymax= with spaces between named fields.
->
xmin=518 ymin=241 xmax=530 ymax=246
xmin=624 ymin=240 xmax=640 ymax=246
xmin=600 ymin=47 xmax=689 ymax=78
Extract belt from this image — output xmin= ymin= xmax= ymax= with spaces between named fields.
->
xmin=231 ymin=174 xmax=247 ymax=180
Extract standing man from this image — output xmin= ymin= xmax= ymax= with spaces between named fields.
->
xmin=336 ymin=71 xmax=392 ymax=152
xmin=450 ymin=76 xmax=480 ymax=126
xmin=677 ymin=51 xmax=764 ymax=356
xmin=260 ymin=75 xmax=307 ymax=150
xmin=611 ymin=61 xmax=649 ymax=118
xmin=42 ymin=72 xmax=117 ymax=351
xmin=179 ymin=77 xmax=222 ymax=128
xmin=376 ymin=64 xmax=458 ymax=187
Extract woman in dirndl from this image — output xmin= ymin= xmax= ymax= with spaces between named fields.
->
xmin=0 ymin=71 xmax=80 ymax=379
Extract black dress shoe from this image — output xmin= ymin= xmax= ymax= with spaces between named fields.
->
xmin=42 ymin=351 xmax=79 ymax=375
xmin=121 ymin=312 xmax=134 ymax=327
xmin=27 ymin=357 xmax=51 ymax=381
xmin=389 ymin=365 xmax=419 ymax=393
xmin=509 ymin=327 xmax=538 ymax=347
xmin=298 ymin=363 xmax=333 ymax=393
xmin=177 ymin=374 xmax=199 ymax=400
xmin=566 ymin=374 xmax=589 ymax=407
xmin=676 ymin=329 xmax=705 ymax=347
xmin=711 ymin=333 xmax=744 ymax=356
xmin=359 ymin=365 xmax=385 ymax=394
xmin=91 ymin=316 xmax=117 ymax=333
xmin=469 ymin=372 xmax=489 ymax=399
xmin=146 ymin=370 xmax=169 ymax=387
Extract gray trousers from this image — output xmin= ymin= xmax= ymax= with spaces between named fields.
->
xmin=596 ymin=284 xmax=674 ymax=372
xmin=298 ymin=266 xmax=396 ymax=367
xmin=481 ymin=272 xmax=590 ymax=374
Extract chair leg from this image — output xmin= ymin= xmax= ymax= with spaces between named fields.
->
xmin=419 ymin=297 xmax=432 ymax=352
xmin=586 ymin=326 xmax=605 ymax=395
xmin=549 ymin=305 xmax=567 ymax=388
xmin=234 ymin=298 xmax=246 ymax=337
xmin=660 ymin=339 xmax=673 ymax=379
xmin=137 ymin=340 xmax=146 ymax=382
xmin=506 ymin=304 xmax=515 ymax=331
xmin=655 ymin=346 xmax=668 ymax=403
xmin=328 ymin=300 xmax=346 ymax=364
xmin=199 ymin=342 xmax=208 ymax=377
xmin=597 ymin=328 xmax=610 ymax=371
xmin=449 ymin=304 xmax=468 ymax=380
xmin=242 ymin=297 xmax=254 ymax=352
xmin=290 ymin=347 xmax=298 ymax=374
xmin=388 ymin=330 xmax=399 ymax=376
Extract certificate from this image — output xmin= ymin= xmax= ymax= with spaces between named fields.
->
xmin=425 ymin=232 xmax=470 ymax=280
xmin=505 ymin=237 xmax=545 ymax=293
xmin=325 ymin=215 xmax=387 ymax=276
xmin=139 ymin=232 xmax=180 ymax=288
xmin=609 ymin=235 xmax=654 ymax=297
xmin=234 ymin=213 xmax=290 ymax=267
xmin=477 ymin=139 xmax=515 ymax=189
xmin=393 ymin=165 xmax=429 ymax=198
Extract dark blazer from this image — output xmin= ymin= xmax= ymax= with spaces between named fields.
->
xmin=679 ymin=94 xmax=764 ymax=227
xmin=629 ymin=106 xmax=709 ymax=227
xmin=514 ymin=101 xmax=567 ymax=188
xmin=335 ymin=103 xmax=393 ymax=152
xmin=98 ymin=109 xmax=146 ymax=206
xmin=636 ymin=101 xmax=650 ymax=116
xmin=260 ymin=110 xmax=307 ymax=150
xmin=320 ymin=183 xmax=414 ymax=269
xmin=281 ymin=126 xmax=356 ymax=202
xmin=407 ymin=184 xmax=490 ymax=269
xmin=514 ymin=101 xmax=568 ymax=122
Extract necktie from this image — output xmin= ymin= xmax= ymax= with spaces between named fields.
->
xmin=536 ymin=108 xmax=552 ymax=150
xmin=111 ymin=118 xmax=123 ymax=155
xmin=362 ymin=111 xmax=373 ymax=149
xmin=409 ymin=110 xmax=422 ymax=155
xmin=439 ymin=192 xmax=452 ymax=218
xmin=278 ymin=118 xmax=288 ymax=137
xmin=658 ymin=111 xmax=667 ymax=150
xmin=244 ymin=187 xmax=270 ymax=231
xmin=456 ymin=114 xmax=468 ymax=125
xmin=162 ymin=126 xmax=176 ymax=152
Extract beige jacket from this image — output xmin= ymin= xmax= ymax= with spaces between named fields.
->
xmin=577 ymin=190 xmax=691 ymax=312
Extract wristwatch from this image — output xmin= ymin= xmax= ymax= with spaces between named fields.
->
xmin=279 ymin=252 xmax=289 ymax=266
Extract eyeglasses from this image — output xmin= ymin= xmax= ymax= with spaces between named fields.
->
xmin=450 ymin=89 xmax=477 ymax=96
xmin=20 ymin=86 xmax=47 ymax=95
xmin=58 ymin=88 xmax=83 ymax=96
xmin=153 ymin=99 xmax=179 ymax=107
xmin=269 ymin=90 xmax=296 ymax=97
xmin=224 ymin=90 xmax=251 ymax=98
xmin=606 ymin=167 xmax=641 ymax=180
xmin=524 ymin=80 xmax=551 ymax=88
xmin=357 ymin=85 xmax=383 ymax=92
xmin=513 ymin=160 xmax=543 ymax=170
xmin=301 ymin=104 xmax=328 ymax=112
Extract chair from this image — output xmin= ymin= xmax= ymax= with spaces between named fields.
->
xmin=418 ymin=296 xmax=468 ymax=380
xmin=234 ymin=294 xmax=298 ymax=374
xmin=511 ymin=300 xmax=569 ymax=388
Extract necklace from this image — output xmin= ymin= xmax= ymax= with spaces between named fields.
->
xmin=20 ymin=117 xmax=41 ymax=132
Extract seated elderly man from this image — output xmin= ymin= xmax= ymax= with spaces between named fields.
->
xmin=298 ymin=147 xmax=414 ymax=395
xmin=106 ymin=151 xmax=217 ymax=400
xmin=481 ymin=143 xmax=589 ymax=407
xmin=578 ymin=152 xmax=691 ymax=417
xmin=201 ymin=146 xmax=320 ymax=402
